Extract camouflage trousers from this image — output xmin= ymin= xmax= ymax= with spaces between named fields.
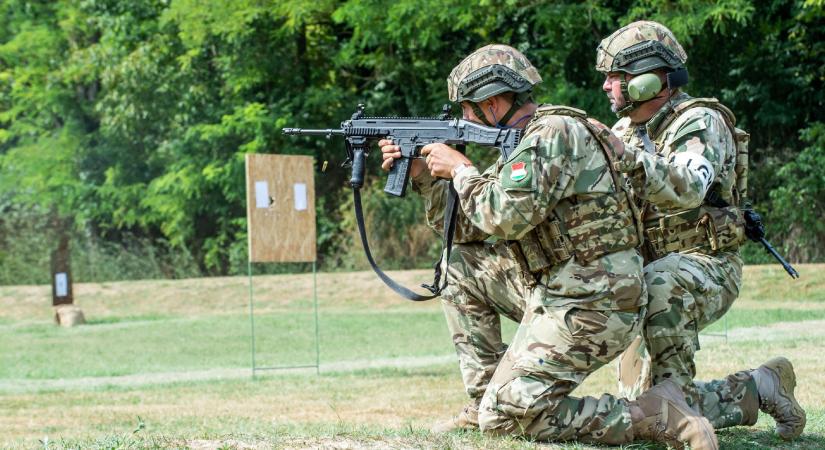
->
xmin=478 ymin=302 xmax=644 ymax=443
xmin=476 ymin=249 xmax=648 ymax=444
xmin=617 ymin=251 xmax=759 ymax=428
xmin=441 ymin=241 xmax=526 ymax=403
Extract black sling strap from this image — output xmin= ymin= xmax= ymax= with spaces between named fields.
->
xmin=421 ymin=183 xmax=459 ymax=296
xmin=352 ymin=183 xmax=459 ymax=302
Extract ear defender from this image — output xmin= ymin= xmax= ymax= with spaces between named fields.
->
xmin=627 ymin=73 xmax=663 ymax=102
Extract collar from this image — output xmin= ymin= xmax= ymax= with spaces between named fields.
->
xmin=635 ymin=92 xmax=693 ymax=139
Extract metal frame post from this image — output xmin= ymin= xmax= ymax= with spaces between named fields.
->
xmin=248 ymin=262 xmax=321 ymax=377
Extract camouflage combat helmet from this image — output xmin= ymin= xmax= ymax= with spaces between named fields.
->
xmin=595 ymin=21 xmax=687 ymax=75
xmin=447 ymin=44 xmax=541 ymax=127
xmin=595 ymin=21 xmax=689 ymax=117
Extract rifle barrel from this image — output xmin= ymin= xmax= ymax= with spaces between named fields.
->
xmin=760 ymin=237 xmax=800 ymax=279
xmin=282 ymin=128 xmax=345 ymax=136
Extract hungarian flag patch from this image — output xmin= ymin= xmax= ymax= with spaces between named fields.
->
xmin=510 ymin=162 xmax=528 ymax=181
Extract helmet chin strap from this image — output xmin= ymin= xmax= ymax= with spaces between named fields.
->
xmin=615 ymin=73 xmax=639 ymax=118
xmin=470 ymin=102 xmax=494 ymax=127
xmin=471 ymin=91 xmax=532 ymax=128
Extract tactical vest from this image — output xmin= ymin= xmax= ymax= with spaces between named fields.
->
xmin=641 ymin=98 xmax=749 ymax=261
xmin=504 ymin=105 xmax=643 ymax=285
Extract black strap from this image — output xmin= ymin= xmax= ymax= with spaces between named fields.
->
xmin=421 ymin=183 xmax=459 ymax=295
xmin=666 ymin=68 xmax=689 ymax=90
xmin=636 ymin=127 xmax=656 ymax=154
xmin=353 ymin=187 xmax=441 ymax=301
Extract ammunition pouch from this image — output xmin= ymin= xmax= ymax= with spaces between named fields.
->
xmin=643 ymin=205 xmax=746 ymax=262
xmin=503 ymin=194 xmax=640 ymax=286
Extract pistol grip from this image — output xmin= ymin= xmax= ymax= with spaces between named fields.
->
xmin=385 ymin=156 xmax=412 ymax=197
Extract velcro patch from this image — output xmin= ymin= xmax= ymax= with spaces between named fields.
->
xmin=501 ymin=151 xmax=534 ymax=190
xmin=673 ymin=151 xmax=715 ymax=195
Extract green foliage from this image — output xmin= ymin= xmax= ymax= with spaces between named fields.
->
xmin=336 ymin=179 xmax=441 ymax=270
xmin=0 ymin=0 xmax=822 ymax=283
xmin=769 ymin=123 xmax=825 ymax=262
xmin=0 ymin=207 xmax=200 ymax=284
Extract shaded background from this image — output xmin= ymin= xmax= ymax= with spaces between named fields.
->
xmin=0 ymin=0 xmax=821 ymax=284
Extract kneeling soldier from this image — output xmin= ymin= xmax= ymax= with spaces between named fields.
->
xmin=596 ymin=20 xmax=806 ymax=440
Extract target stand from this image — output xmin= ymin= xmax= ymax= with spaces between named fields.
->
xmin=245 ymin=154 xmax=319 ymax=377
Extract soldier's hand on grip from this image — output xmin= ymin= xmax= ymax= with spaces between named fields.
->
xmin=379 ymin=139 xmax=427 ymax=177
xmin=421 ymin=143 xmax=472 ymax=179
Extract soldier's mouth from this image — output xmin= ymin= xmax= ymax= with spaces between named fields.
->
xmin=606 ymin=94 xmax=622 ymax=112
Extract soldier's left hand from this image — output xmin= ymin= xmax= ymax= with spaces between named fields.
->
xmin=421 ymin=143 xmax=473 ymax=179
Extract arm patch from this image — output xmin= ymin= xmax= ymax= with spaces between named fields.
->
xmin=672 ymin=151 xmax=715 ymax=195
xmin=500 ymin=150 xmax=535 ymax=191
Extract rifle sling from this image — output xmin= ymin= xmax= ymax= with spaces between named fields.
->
xmin=422 ymin=182 xmax=459 ymax=296
xmin=353 ymin=186 xmax=458 ymax=301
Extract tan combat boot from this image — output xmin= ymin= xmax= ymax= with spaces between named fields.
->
xmin=630 ymin=379 xmax=718 ymax=450
xmin=751 ymin=357 xmax=806 ymax=440
xmin=430 ymin=403 xmax=479 ymax=433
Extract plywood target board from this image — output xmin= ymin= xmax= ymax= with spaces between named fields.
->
xmin=246 ymin=154 xmax=316 ymax=262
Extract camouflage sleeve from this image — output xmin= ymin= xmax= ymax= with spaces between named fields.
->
xmin=615 ymin=109 xmax=732 ymax=211
xmin=451 ymin=116 xmax=576 ymax=240
xmin=411 ymin=170 xmax=490 ymax=243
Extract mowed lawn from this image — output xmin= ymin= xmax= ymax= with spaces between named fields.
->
xmin=2 ymin=265 xmax=825 ymax=449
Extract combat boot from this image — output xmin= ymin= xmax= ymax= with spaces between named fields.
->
xmin=750 ymin=356 xmax=806 ymax=440
xmin=431 ymin=402 xmax=478 ymax=433
xmin=630 ymin=379 xmax=718 ymax=450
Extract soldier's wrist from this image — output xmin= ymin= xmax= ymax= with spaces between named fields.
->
xmin=451 ymin=163 xmax=474 ymax=178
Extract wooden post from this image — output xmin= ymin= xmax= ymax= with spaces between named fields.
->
xmin=51 ymin=233 xmax=73 ymax=306
xmin=51 ymin=230 xmax=85 ymax=326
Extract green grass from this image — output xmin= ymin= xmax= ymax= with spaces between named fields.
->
xmin=1 ymin=310 xmax=452 ymax=379
xmin=2 ymin=265 xmax=825 ymax=448
xmin=3 ymin=300 xmax=817 ymax=381
xmin=701 ymin=307 xmax=825 ymax=334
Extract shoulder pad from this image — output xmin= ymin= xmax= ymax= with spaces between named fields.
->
xmin=534 ymin=104 xmax=587 ymax=119
xmin=674 ymin=97 xmax=737 ymax=127
xmin=669 ymin=108 xmax=710 ymax=143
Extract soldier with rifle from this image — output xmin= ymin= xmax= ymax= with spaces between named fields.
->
xmin=381 ymin=44 xmax=718 ymax=449
xmin=595 ymin=20 xmax=805 ymax=439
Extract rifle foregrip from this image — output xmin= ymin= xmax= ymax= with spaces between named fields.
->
xmin=385 ymin=157 xmax=411 ymax=197
xmin=350 ymin=148 xmax=366 ymax=189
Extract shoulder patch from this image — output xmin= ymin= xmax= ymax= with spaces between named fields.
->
xmin=501 ymin=150 xmax=534 ymax=190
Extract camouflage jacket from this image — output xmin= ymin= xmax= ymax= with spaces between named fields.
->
xmin=448 ymin=105 xmax=646 ymax=311
xmin=612 ymin=92 xmax=739 ymax=219
xmin=411 ymin=171 xmax=490 ymax=243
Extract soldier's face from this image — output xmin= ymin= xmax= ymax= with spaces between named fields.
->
xmin=460 ymin=100 xmax=495 ymax=124
xmin=602 ymin=73 xmax=626 ymax=113
xmin=460 ymin=101 xmax=480 ymax=122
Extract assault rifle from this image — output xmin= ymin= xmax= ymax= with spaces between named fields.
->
xmin=743 ymin=209 xmax=799 ymax=279
xmin=283 ymin=104 xmax=523 ymax=301
xmin=283 ymin=104 xmax=522 ymax=197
